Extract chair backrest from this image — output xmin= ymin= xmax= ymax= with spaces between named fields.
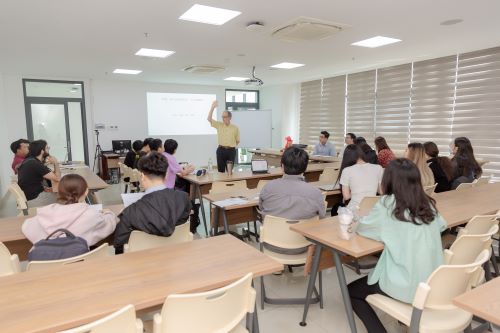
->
xmin=210 ymin=180 xmax=248 ymax=194
xmin=319 ymin=167 xmax=340 ymax=183
xmin=0 ymin=242 xmax=21 ymax=277
xmin=424 ymin=183 xmax=438 ymax=196
xmin=155 ymin=273 xmax=255 ymax=333
xmin=57 ymin=304 xmax=143 ymax=333
xmin=8 ymin=183 xmax=28 ymax=214
xmin=124 ymin=223 xmax=193 ymax=253
xmin=460 ymin=215 xmax=499 ymax=236
xmin=118 ymin=162 xmax=131 ymax=180
xmin=27 ymin=243 xmax=110 ymax=271
xmin=357 ymin=196 xmax=379 ymax=215
xmin=474 ymin=177 xmax=489 ymax=186
xmin=260 ymin=215 xmax=318 ymax=250
xmin=419 ymin=250 xmax=490 ymax=309
xmin=129 ymin=169 xmax=141 ymax=183
xmin=455 ymin=182 xmax=475 ymax=191
xmin=444 ymin=224 xmax=499 ymax=265
xmin=256 ymin=179 xmax=270 ymax=191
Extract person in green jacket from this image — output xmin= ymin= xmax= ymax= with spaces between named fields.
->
xmin=348 ymin=158 xmax=446 ymax=333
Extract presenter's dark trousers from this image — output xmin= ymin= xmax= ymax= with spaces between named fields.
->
xmin=216 ymin=146 xmax=236 ymax=173
xmin=348 ymin=276 xmax=388 ymax=333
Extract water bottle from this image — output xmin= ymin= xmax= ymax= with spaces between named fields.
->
xmin=208 ymin=158 xmax=213 ymax=173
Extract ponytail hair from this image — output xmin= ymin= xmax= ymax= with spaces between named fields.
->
xmin=57 ymin=174 xmax=88 ymax=205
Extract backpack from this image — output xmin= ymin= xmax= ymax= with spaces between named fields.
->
xmin=28 ymin=228 xmax=89 ymax=261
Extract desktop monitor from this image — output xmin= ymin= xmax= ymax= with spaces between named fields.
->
xmin=112 ymin=140 xmax=132 ymax=153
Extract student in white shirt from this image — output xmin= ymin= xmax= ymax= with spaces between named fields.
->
xmin=339 ymin=144 xmax=384 ymax=211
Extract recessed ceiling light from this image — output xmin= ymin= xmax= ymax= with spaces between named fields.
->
xmin=135 ymin=48 xmax=175 ymax=58
xmin=179 ymin=4 xmax=241 ymax=26
xmin=270 ymin=62 xmax=305 ymax=69
xmin=351 ymin=36 xmax=401 ymax=48
xmin=113 ymin=69 xmax=142 ymax=75
xmin=440 ymin=18 xmax=463 ymax=26
xmin=224 ymin=77 xmax=249 ymax=81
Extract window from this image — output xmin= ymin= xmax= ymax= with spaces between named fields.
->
xmin=299 ymin=80 xmax=322 ymax=145
xmin=225 ymin=89 xmax=259 ymax=110
xmin=346 ymin=70 xmax=376 ymax=140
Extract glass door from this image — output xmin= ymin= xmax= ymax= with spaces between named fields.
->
xmin=30 ymin=103 xmax=69 ymax=161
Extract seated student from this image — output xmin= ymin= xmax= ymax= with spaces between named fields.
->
xmin=162 ymin=139 xmax=195 ymax=189
xmin=354 ymin=137 xmax=378 ymax=165
xmin=148 ymin=138 xmax=164 ymax=153
xmin=348 ymin=159 xmax=446 ymax=333
xmin=450 ymin=137 xmax=482 ymax=189
xmin=22 ymin=174 xmax=118 ymax=246
xmin=17 ymin=140 xmax=61 ymax=208
xmin=134 ymin=138 xmax=153 ymax=168
xmin=114 ymin=152 xmax=191 ymax=253
xmin=339 ymin=132 xmax=357 ymax=157
xmin=313 ymin=131 xmax=336 ymax=156
xmin=339 ymin=145 xmax=383 ymax=211
xmin=374 ymin=136 xmax=396 ymax=168
xmin=10 ymin=139 xmax=30 ymax=174
xmin=424 ymin=142 xmax=453 ymax=193
xmin=259 ymin=147 xmax=325 ymax=220
xmin=405 ymin=143 xmax=435 ymax=188
xmin=124 ymin=140 xmax=143 ymax=168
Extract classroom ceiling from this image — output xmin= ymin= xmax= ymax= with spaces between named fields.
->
xmin=0 ymin=0 xmax=499 ymax=86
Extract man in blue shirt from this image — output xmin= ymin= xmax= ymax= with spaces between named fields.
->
xmin=313 ymin=131 xmax=337 ymax=156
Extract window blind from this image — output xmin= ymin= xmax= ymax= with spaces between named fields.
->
xmin=375 ymin=64 xmax=412 ymax=151
xmin=320 ymin=76 xmax=346 ymax=150
xmin=454 ymin=46 xmax=500 ymax=178
xmin=346 ymin=70 xmax=376 ymax=140
xmin=299 ymin=79 xmax=322 ymax=145
xmin=409 ymin=56 xmax=457 ymax=153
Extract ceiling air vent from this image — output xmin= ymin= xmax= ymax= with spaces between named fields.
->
xmin=272 ymin=17 xmax=345 ymax=42
xmin=183 ymin=65 xmax=225 ymax=74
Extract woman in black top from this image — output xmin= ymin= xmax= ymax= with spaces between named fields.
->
xmin=423 ymin=142 xmax=453 ymax=193
xmin=449 ymin=137 xmax=482 ymax=189
xmin=354 ymin=137 xmax=378 ymax=165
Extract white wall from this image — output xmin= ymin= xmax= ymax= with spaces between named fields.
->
xmin=0 ymin=73 xmax=10 ymax=195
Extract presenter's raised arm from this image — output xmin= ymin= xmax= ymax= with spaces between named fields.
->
xmin=207 ymin=100 xmax=218 ymax=123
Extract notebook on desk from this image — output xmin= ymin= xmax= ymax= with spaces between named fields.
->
xmin=251 ymin=160 xmax=269 ymax=174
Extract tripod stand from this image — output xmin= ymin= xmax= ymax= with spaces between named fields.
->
xmin=93 ymin=130 xmax=103 ymax=173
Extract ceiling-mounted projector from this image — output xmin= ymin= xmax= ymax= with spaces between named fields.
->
xmin=245 ymin=66 xmax=264 ymax=86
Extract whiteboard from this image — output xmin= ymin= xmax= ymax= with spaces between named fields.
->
xmin=231 ymin=110 xmax=272 ymax=148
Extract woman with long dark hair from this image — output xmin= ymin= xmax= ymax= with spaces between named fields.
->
xmin=450 ymin=137 xmax=482 ymax=189
xmin=374 ymin=136 xmax=395 ymax=168
xmin=337 ymin=144 xmax=383 ymax=211
xmin=424 ymin=141 xmax=453 ymax=192
xmin=348 ymin=158 xmax=446 ymax=333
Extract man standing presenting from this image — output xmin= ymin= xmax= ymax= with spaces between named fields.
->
xmin=313 ymin=131 xmax=336 ymax=156
xmin=207 ymin=100 xmax=240 ymax=173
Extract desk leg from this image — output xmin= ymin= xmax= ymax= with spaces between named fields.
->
xmin=196 ymin=184 xmax=208 ymax=236
xmin=213 ymin=204 xmax=219 ymax=236
xmin=332 ymin=249 xmax=357 ymax=333
xmin=222 ymin=208 xmax=229 ymax=234
xmin=493 ymin=324 xmax=500 ymax=333
xmin=300 ymin=243 xmax=322 ymax=326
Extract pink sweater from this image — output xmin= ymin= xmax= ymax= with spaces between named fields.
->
xmin=22 ymin=203 xmax=118 ymax=246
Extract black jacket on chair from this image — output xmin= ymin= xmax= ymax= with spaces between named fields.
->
xmin=114 ymin=188 xmax=191 ymax=253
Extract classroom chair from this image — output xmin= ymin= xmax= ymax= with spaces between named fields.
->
xmin=118 ymin=162 xmax=132 ymax=193
xmin=153 ymin=273 xmax=256 ymax=333
xmin=367 ymin=249 xmax=490 ymax=333
xmin=0 ymin=242 xmax=21 ymax=277
xmin=7 ymin=183 xmax=31 ymax=216
xmin=424 ymin=183 xmax=437 ymax=196
xmin=318 ymin=167 xmax=340 ymax=183
xmin=455 ymin=182 xmax=475 ymax=191
xmin=58 ymin=304 xmax=143 ymax=333
xmin=259 ymin=215 xmax=323 ymax=309
xmin=210 ymin=180 xmax=248 ymax=194
xmin=473 ymin=176 xmax=490 ymax=186
xmin=129 ymin=169 xmax=142 ymax=192
xmin=123 ymin=223 xmax=193 ymax=253
xmin=27 ymin=243 xmax=110 ymax=271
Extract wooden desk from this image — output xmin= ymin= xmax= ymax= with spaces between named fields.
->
xmin=99 ymin=153 xmax=126 ymax=181
xmin=0 ymin=204 xmax=123 ymax=260
xmin=291 ymin=182 xmax=500 ymax=333
xmin=182 ymin=162 xmax=341 ymax=236
xmin=453 ymin=277 xmax=500 ymax=332
xmin=250 ymin=149 xmax=340 ymax=166
xmin=0 ymin=235 xmax=282 ymax=333
xmin=54 ymin=165 xmax=109 ymax=192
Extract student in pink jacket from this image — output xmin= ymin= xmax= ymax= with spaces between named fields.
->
xmin=22 ymin=174 xmax=118 ymax=246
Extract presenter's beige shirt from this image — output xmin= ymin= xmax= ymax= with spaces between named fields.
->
xmin=211 ymin=120 xmax=240 ymax=147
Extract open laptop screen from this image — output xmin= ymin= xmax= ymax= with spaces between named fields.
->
xmin=251 ymin=160 xmax=268 ymax=172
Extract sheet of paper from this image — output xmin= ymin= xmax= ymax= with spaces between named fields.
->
xmin=121 ymin=193 xmax=145 ymax=208
xmin=213 ymin=198 xmax=248 ymax=208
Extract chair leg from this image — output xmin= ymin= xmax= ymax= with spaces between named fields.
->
xmin=288 ymin=265 xmax=293 ymax=273
xmin=484 ymin=261 xmax=493 ymax=281
xmin=318 ymin=271 xmax=324 ymax=309
xmin=253 ymin=220 xmax=259 ymax=242
xmin=491 ymin=245 xmax=499 ymax=277
xmin=260 ymin=276 xmax=265 ymax=310
xmin=124 ymin=183 xmax=128 ymax=193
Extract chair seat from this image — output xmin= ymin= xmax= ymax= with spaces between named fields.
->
xmin=229 ymin=324 xmax=249 ymax=333
xmin=262 ymin=248 xmax=308 ymax=265
xmin=367 ymin=294 xmax=473 ymax=333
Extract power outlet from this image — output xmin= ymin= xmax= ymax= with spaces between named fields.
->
xmin=108 ymin=125 xmax=119 ymax=131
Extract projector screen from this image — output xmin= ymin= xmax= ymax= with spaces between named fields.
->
xmin=147 ymin=92 xmax=217 ymax=135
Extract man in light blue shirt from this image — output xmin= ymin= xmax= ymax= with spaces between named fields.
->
xmin=313 ymin=131 xmax=337 ymax=156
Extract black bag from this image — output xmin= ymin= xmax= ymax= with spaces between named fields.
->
xmin=189 ymin=201 xmax=201 ymax=233
xmin=28 ymin=228 xmax=89 ymax=261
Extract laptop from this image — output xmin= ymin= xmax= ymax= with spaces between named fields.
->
xmin=251 ymin=159 xmax=269 ymax=174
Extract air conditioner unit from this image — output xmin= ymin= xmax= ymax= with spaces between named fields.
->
xmin=183 ymin=65 xmax=225 ymax=74
xmin=272 ymin=17 xmax=345 ymax=42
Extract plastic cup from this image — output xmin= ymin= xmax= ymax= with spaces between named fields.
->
xmin=338 ymin=214 xmax=353 ymax=240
